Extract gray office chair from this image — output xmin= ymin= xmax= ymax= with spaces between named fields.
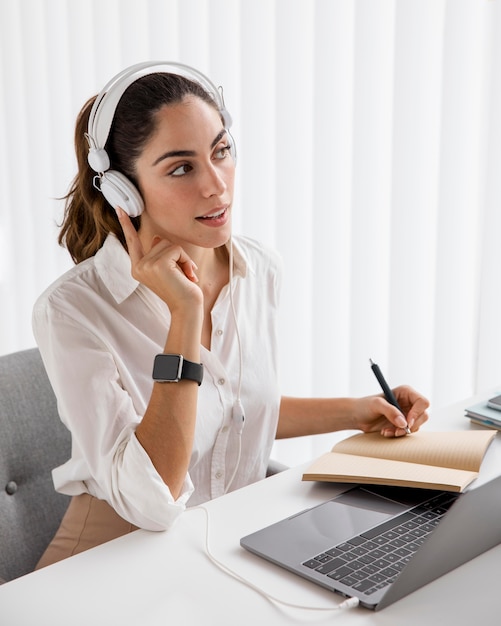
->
xmin=266 ymin=459 xmax=289 ymax=476
xmin=0 ymin=348 xmax=71 ymax=583
xmin=0 ymin=347 xmax=287 ymax=584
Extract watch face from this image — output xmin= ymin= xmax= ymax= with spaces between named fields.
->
xmin=153 ymin=354 xmax=183 ymax=382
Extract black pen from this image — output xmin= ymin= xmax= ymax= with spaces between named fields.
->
xmin=369 ymin=358 xmax=411 ymax=435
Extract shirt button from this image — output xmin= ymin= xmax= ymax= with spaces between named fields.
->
xmin=5 ymin=481 xmax=17 ymax=495
xmin=215 ymin=471 xmax=223 ymax=479
xmin=218 ymin=378 xmax=225 ymax=385
xmin=216 ymin=329 xmax=223 ymax=336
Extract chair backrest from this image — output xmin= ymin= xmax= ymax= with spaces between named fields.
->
xmin=0 ymin=348 xmax=71 ymax=582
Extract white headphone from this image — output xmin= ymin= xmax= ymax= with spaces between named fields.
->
xmin=86 ymin=61 xmax=235 ymax=217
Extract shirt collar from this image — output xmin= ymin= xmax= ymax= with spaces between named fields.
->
xmin=226 ymin=236 xmax=254 ymax=278
xmin=94 ymin=233 xmax=253 ymax=304
xmin=95 ymin=234 xmax=139 ymax=304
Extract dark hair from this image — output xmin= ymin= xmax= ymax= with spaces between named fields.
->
xmin=58 ymin=73 xmax=221 ymax=263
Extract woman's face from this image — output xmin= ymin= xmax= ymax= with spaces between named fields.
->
xmin=135 ymin=95 xmax=235 ymax=252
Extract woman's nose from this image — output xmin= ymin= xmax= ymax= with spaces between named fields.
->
xmin=200 ymin=163 xmax=227 ymax=197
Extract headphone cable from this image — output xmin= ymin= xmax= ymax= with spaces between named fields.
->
xmin=224 ymin=236 xmax=245 ymax=494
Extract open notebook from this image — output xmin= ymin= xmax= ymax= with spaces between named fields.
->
xmin=302 ymin=430 xmax=496 ymax=492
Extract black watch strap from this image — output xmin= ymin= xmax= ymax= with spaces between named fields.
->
xmin=152 ymin=354 xmax=203 ymax=386
xmin=179 ymin=358 xmax=204 ymax=385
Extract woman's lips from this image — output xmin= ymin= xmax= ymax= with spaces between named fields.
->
xmin=196 ymin=207 xmax=229 ymax=226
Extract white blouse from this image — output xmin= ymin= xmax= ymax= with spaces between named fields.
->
xmin=32 ymin=234 xmax=283 ymax=531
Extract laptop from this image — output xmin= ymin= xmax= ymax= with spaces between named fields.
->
xmin=240 ymin=474 xmax=501 ymax=610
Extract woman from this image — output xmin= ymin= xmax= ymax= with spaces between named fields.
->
xmin=33 ymin=62 xmax=429 ymax=568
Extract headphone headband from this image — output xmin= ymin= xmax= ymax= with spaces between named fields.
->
xmin=87 ymin=61 xmax=232 ymax=154
xmin=85 ymin=61 xmax=235 ymax=217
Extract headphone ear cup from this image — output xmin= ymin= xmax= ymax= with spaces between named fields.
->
xmin=99 ymin=170 xmax=144 ymax=217
xmin=87 ymin=147 xmax=111 ymax=173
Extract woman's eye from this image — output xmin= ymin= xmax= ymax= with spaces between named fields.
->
xmin=170 ymin=163 xmax=192 ymax=177
xmin=215 ymin=144 xmax=231 ymax=159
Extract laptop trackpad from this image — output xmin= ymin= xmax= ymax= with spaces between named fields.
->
xmin=242 ymin=486 xmax=414 ymax=564
xmin=298 ymin=487 xmax=408 ymax=549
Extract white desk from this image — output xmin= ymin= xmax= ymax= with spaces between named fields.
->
xmin=2 ymin=393 xmax=501 ymax=626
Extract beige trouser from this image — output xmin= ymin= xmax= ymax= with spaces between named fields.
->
xmin=36 ymin=493 xmax=139 ymax=570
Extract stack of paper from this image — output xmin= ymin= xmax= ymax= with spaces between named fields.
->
xmin=465 ymin=399 xmax=501 ymax=430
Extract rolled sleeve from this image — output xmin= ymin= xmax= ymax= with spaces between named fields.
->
xmin=111 ymin=432 xmax=194 ymax=531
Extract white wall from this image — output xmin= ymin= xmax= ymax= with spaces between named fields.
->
xmin=1 ymin=0 xmax=501 ymax=466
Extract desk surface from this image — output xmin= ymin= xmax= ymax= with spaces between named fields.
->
xmin=2 ymin=393 xmax=501 ymax=626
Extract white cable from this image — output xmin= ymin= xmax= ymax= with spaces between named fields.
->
xmin=224 ymin=236 xmax=245 ymax=495
xmin=194 ymin=505 xmax=360 ymax=613
xmin=228 ymin=236 xmax=244 ymax=402
xmin=224 ymin=429 xmax=242 ymax=495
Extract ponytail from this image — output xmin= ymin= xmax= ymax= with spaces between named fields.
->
xmin=58 ymin=97 xmax=131 ymax=264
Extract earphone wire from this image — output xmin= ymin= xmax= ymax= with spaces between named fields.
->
xmin=194 ymin=505 xmax=360 ymax=613
xmin=228 ymin=236 xmax=244 ymax=406
xmin=224 ymin=236 xmax=244 ymax=494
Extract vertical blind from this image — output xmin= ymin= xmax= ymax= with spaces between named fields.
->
xmin=1 ymin=0 xmax=500 ymax=466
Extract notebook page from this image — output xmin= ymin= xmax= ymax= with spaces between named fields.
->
xmin=331 ymin=430 xmax=496 ymax=472
xmin=303 ymin=452 xmax=477 ymax=492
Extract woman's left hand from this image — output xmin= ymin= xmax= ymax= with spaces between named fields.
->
xmin=352 ymin=385 xmax=430 ymax=437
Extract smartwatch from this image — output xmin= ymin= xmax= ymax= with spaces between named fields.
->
xmin=152 ymin=354 xmax=203 ymax=386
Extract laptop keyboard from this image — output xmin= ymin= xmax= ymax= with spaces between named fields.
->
xmin=302 ymin=491 xmax=458 ymax=597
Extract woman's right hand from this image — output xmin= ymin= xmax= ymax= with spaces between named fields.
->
xmin=117 ymin=207 xmax=202 ymax=499
xmin=116 ymin=207 xmax=203 ymax=313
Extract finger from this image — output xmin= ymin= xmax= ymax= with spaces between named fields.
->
xmin=115 ymin=207 xmax=144 ymax=263
xmin=407 ymin=410 xmax=429 ymax=432
xmin=373 ymin=396 xmax=409 ymax=431
xmin=388 ymin=410 xmax=409 ymax=432
xmin=147 ymin=240 xmax=199 ymax=284
xmin=394 ymin=386 xmax=430 ymax=413
xmin=381 ymin=426 xmax=406 ymax=438
xmin=392 ymin=386 xmax=430 ymax=431
xmin=401 ymin=401 xmax=429 ymax=432
xmin=406 ymin=402 xmax=429 ymax=428
xmin=171 ymin=248 xmax=199 ymax=283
